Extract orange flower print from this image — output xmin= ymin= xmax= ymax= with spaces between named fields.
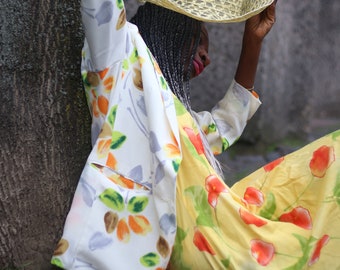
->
xmin=128 ymin=215 xmax=152 ymax=235
xmin=107 ymin=174 xmax=134 ymax=189
xmin=90 ymin=89 xmax=109 ymax=118
xmin=117 ymin=218 xmax=130 ymax=243
xmin=309 ymin=145 xmax=335 ymax=178
xmin=97 ymin=138 xmax=112 ymax=159
xmin=164 ymin=143 xmax=180 ymax=158
xmin=183 ymin=127 xmax=204 ymax=155
xmin=250 ymin=239 xmax=275 ymax=266
xmin=239 ymin=208 xmax=267 ymax=227
xmin=308 ymin=235 xmax=330 ymax=266
xmin=279 ymin=206 xmax=312 ymax=230
xmin=92 ymin=98 xmax=100 ymax=118
xmin=103 ymin=76 xmax=115 ymax=92
xmin=97 ymin=95 xmax=109 ymax=115
xmin=243 ymin=187 xmax=264 ymax=207
xmin=98 ymin=67 xmax=109 ymax=80
xmin=263 ymin=157 xmax=284 ymax=172
xmin=106 ymin=152 xmax=117 ymax=169
xmin=164 ymin=131 xmax=180 ymax=158
xmin=193 ymin=228 xmax=216 ymax=255
xmin=205 ymin=175 xmax=228 ymax=208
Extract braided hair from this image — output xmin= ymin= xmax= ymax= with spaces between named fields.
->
xmin=130 ymin=3 xmax=223 ymax=176
xmin=130 ymin=3 xmax=201 ymax=110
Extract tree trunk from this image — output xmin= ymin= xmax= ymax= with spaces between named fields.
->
xmin=0 ymin=0 xmax=91 ymax=268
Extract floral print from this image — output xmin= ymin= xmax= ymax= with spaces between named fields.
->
xmin=173 ymin=114 xmax=340 ymax=268
xmin=279 ymin=206 xmax=312 ymax=230
xmin=205 ymin=174 xmax=228 ymax=208
xmin=309 ymin=234 xmax=330 ymax=266
xmin=239 ymin=208 xmax=267 ymax=227
xmin=243 ymin=186 xmax=264 ymax=206
xmin=309 ymin=145 xmax=335 ymax=178
xmin=51 ymin=0 xmax=340 ymax=269
xmin=250 ymin=239 xmax=275 ymax=266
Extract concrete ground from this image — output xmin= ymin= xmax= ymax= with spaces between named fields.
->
xmin=218 ymin=118 xmax=340 ymax=187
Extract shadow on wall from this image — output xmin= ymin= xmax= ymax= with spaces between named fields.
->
xmin=191 ymin=0 xmax=340 ymax=146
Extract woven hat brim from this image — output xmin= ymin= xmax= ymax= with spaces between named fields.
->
xmin=144 ymin=0 xmax=274 ymax=23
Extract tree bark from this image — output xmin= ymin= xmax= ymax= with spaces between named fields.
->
xmin=0 ymin=0 xmax=91 ymax=268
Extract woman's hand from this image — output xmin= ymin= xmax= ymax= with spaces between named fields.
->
xmin=234 ymin=1 xmax=277 ymax=90
xmin=244 ymin=1 xmax=277 ymax=41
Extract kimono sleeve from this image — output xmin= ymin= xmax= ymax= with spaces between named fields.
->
xmin=81 ymin=0 xmax=127 ymax=71
xmin=192 ymin=80 xmax=261 ymax=154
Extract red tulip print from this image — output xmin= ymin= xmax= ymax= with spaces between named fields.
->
xmin=205 ymin=174 xmax=228 ymax=208
xmin=309 ymin=145 xmax=335 ymax=178
xmin=239 ymin=208 xmax=267 ymax=227
xmin=250 ymin=239 xmax=275 ymax=266
xmin=279 ymin=206 xmax=312 ymax=230
xmin=308 ymin=235 xmax=330 ymax=266
xmin=183 ymin=127 xmax=204 ymax=155
xmin=264 ymin=157 xmax=284 ymax=172
xmin=243 ymin=187 xmax=264 ymax=207
xmin=193 ymin=228 xmax=216 ymax=255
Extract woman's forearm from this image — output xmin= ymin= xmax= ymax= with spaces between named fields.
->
xmin=234 ymin=2 xmax=276 ymax=90
xmin=234 ymin=34 xmax=263 ymax=90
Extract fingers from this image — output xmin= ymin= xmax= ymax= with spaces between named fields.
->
xmin=265 ymin=1 xmax=277 ymax=24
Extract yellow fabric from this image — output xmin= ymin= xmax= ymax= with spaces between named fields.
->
xmin=169 ymin=105 xmax=340 ymax=269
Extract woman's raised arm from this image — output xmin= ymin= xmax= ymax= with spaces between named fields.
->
xmin=235 ymin=1 xmax=277 ymax=89
xmin=81 ymin=0 xmax=128 ymax=71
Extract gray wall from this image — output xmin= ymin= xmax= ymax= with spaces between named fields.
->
xmin=190 ymin=0 xmax=340 ymax=145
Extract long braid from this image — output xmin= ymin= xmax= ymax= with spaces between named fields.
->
xmin=130 ymin=3 xmax=223 ymax=177
xmin=130 ymin=3 xmax=200 ymax=109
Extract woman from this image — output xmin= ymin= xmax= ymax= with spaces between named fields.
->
xmin=52 ymin=0 xmax=340 ymax=269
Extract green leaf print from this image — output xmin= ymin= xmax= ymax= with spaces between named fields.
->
xmin=331 ymin=129 xmax=340 ymax=140
xmin=283 ymin=234 xmax=317 ymax=270
xmin=99 ymin=188 xmax=124 ymax=211
xmin=174 ymin=97 xmax=187 ymax=116
xmin=172 ymin=158 xmax=181 ymax=173
xmin=333 ymin=172 xmax=340 ymax=206
xmin=140 ymin=252 xmax=160 ymax=267
xmin=51 ymin=258 xmax=63 ymax=268
xmin=221 ymin=137 xmax=230 ymax=152
xmin=129 ymin=48 xmax=138 ymax=64
xmin=110 ymin=131 xmax=127 ymax=149
xmin=108 ymin=105 xmax=118 ymax=128
xmin=146 ymin=48 xmax=155 ymax=64
xmin=221 ymin=258 xmax=231 ymax=268
xmin=185 ymin=186 xmax=215 ymax=228
xmin=170 ymin=227 xmax=191 ymax=270
xmin=259 ymin=192 xmax=276 ymax=220
xmin=160 ymin=76 xmax=168 ymax=90
xmin=176 ymin=226 xmax=188 ymax=243
xmin=182 ymin=136 xmax=208 ymax=169
xmin=208 ymin=123 xmax=217 ymax=133
xmin=82 ymin=71 xmax=91 ymax=87
xmin=127 ymin=196 xmax=149 ymax=213
xmin=116 ymin=0 xmax=124 ymax=9
xmin=122 ymin=59 xmax=129 ymax=70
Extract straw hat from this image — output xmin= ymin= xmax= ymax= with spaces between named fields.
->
xmin=143 ymin=0 xmax=274 ymax=23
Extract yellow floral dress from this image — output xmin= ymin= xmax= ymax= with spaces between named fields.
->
xmin=170 ymin=101 xmax=340 ymax=269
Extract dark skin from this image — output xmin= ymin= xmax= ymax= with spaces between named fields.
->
xmin=191 ymin=1 xmax=277 ymax=90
